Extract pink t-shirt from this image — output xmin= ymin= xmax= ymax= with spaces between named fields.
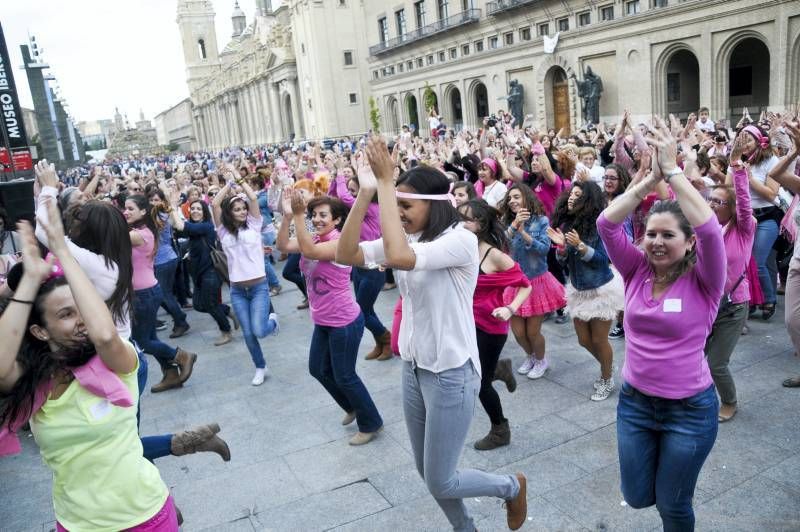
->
xmin=523 ymin=172 xmax=569 ymax=217
xmin=131 ymin=227 xmax=158 ymax=291
xmin=300 ymin=230 xmax=361 ymax=327
xmin=597 ymin=214 xmax=726 ymax=399
xmin=217 ymin=214 xmax=266 ymax=283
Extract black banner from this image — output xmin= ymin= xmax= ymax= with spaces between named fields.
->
xmin=0 ymin=22 xmax=32 ymax=178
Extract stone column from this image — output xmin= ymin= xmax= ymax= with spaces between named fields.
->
xmin=268 ymin=81 xmax=283 ymax=142
xmin=287 ymin=77 xmax=304 ymax=139
xmin=256 ymin=79 xmax=268 ymax=142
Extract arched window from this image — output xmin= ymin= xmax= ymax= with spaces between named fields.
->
xmin=198 ymin=39 xmax=207 ymax=60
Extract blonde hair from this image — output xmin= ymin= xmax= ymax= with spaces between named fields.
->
xmin=293 ymin=174 xmax=330 ymax=197
xmin=578 ymin=147 xmax=597 ymax=160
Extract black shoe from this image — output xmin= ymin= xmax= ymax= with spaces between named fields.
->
xmin=156 ymin=320 xmax=167 ymax=331
xmin=608 ymin=324 xmax=625 ymax=339
xmin=762 ymin=304 xmax=777 ymax=321
xmin=748 ymin=305 xmax=759 ymax=319
xmin=554 ymin=310 xmax=569 ymax=325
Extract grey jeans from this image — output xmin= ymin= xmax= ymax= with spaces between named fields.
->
xmin=704 ymin=302 xmax=748 ymax=405
xmin=402 ymin=360 xmax=520 ymax=532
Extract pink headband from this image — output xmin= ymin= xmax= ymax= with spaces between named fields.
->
xmin=481 ymin=158 xmax=498 ymax=176
xmin=395 ymin=190 xmax=457 ymax=207
xmin=743 ymin=125 xmax=770 ymax=149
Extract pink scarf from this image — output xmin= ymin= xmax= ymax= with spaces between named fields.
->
xmin=0 ymin=354 xmax=133 ymax=456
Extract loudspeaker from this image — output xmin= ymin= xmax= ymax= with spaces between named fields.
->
xmin=0 ymin=179 xmax=35 ymax=225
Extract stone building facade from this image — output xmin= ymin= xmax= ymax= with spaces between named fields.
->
xmin=154 ymin=98 xmax=197 ymax=151
xmin=366 ymin=0 xmax=800 ymax=135
xmin=178 ymin=0 xmax=373 ymax=149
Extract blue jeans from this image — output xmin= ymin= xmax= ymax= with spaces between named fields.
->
xmin=403 ymin=360 xmax=520 ymax=532
xmin=308 ymin=314 xmax=382 ymax=433
xmin=155 ymin=258 xmax=188 ymax=328
xmin=352 ymin=267 xmax=387 ymax=338
xmin=230 ymin=279 xmax=277 ymax=369
xmin=261 ymin=233 xmax=281 ymax=289
xmin=617 ymin=382 xmax=718 ymax=532
xmin=132 ymin=285 xmax=178 ymax=370
xmin=753 ymin=218 xmax=779 ymax=305
xmin=282 ymin=253 xmax=307 ymax=298
xmin=135 ymin=346 xmax=173 ymax=462
xmin=193 ymin=268 xmax=231 ymax=332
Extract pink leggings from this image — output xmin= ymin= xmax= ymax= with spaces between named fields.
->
xmin=57 ymin=495 xmax=178 ymax=532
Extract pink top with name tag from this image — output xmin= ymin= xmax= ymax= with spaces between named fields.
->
xmin=597 ymin=214 xmax=726 ymax=399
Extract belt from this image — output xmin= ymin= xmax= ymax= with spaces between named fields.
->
xmin=753 ymin=206 xmax=778 ymax=216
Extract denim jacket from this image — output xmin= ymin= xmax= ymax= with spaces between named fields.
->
xmin=256 ymin=190 xmax=274 ymax=229
xmin=510 ymin=215 xmax=550 ymax=279
xmin=557 ymin=231 xmax=614 ymax=290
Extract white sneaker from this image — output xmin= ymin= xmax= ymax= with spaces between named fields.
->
xmin=252 ymin=368 xmax=267 ymax=386
xmin=527 ymin=358 xmax=549 ymax=379
xmin=591 ymin=379 xmax=614 ymax=401
xmin=517 ymin=356 xmax=536 ymax=375
xmin=268 ymin=313 xmax=280 ymax=336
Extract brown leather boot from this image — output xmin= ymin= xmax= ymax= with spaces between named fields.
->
xmin=175 ymin=348 xmax=197 ymax=384
xmin=376 ymin=331 xmax=394 ymax=361
xmin=474 ymin=420 xmax=511 ymax=451
xmin=506 ymin=473 xmax=527 ymax=530
xmin=170 ymin=423 xmax=231 ymax=461
xmin=150 ymin=367 xmax=182 ymax=393
xmin=365 ymin=331 xmax=386 ymax=360
xmin=493 ymin=358 xmax=517 ymax=393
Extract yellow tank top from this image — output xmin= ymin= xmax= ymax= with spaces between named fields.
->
xmin=30 ymin=348 xmax=167 ymax=531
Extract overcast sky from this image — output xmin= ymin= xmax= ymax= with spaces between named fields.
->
xmin=4 ymin=0 xmax=275 ymax=124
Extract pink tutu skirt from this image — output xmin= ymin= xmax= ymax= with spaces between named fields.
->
xmin=503 ymin=271 xmax=566 ymax=318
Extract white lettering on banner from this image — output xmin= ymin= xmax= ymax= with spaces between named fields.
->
xmin=0 ymin=89 xmax=20 ymax=138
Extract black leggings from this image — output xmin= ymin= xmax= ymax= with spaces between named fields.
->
xmin=476 ymin=328 xmax=508 ymax=425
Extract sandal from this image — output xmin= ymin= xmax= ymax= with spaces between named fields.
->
xmin=782 ymin=376 xmax=800 ymax=388
xmin=718 ymin=404 xmax=737 ymax=423
xmin=762 ymin=304 xmax=777 ymax=321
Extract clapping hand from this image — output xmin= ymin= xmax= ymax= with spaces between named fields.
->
xmin=645 ymin=116 xmax=679 ymax=178
xmin=546 ymin=227 xmax=565 ymax=247
xmin=513 ymin=208 xmax=530 ymax=229
xmin=281 ymin=186 xmax=294 ymax=214
xmin=35 ymin=159 xmax=59 ymax=189
xmin=364 ymin=135 xmax=394 ymax=184
xmin=290 ymin=189 xmax=306 ymax=216
xmin=564 ymin=229 xmax=582 ymax=248
xmin=16 ymin=220 xmax=54 ymax=284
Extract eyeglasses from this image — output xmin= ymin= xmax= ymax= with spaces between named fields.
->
xmin=603 ymin=175 xmax=619 ymax=181
xmin=708 ymin=198 xmax=729 ymax=207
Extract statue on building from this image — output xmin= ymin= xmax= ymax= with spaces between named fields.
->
xmin=572 ymin=66 xmax=603 ymax=126
xmin=502 ymin=80 xmax=524 ymax=126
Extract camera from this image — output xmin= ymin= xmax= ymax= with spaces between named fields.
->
xmin=486 ymin=114 xmax=499 ymax=129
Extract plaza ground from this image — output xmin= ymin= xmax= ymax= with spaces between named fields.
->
xmin=2 ymin=284 xmax=799 ymax=531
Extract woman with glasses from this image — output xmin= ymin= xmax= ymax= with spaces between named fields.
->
xmin=702 ymin=134 xmax=754 ymax=422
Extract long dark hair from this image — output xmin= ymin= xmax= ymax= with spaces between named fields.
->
xmin=0 ymin=278 xmax=97 ymax=430
xmin=551 ymin=181 xmax=605 ymax=239
xmin=126 ymin=194 xmax=160 ymax=257
xmin=459 ymin=199 xmax=507 ymax=252
xmin=500 ymin=182 xmax=545 ymax=227
xmin=604 ymin=163 xmax=631 ymax=200
xmin=396 ymin=165 xmax=460 ymax=243
xmin=69 ymin=201 xmax=133 ymax=325
xmin=740 ymin=125 xmax=774 ymax=166
xmin=220 ymin=196 xmax=248 ymax=238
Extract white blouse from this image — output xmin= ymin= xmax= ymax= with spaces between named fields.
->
xmin=359 ymin=224 xmax=481 ymax=376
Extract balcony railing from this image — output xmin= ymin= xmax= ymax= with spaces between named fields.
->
xmin=486 ymin=0 xmax=540 ymax=16
xmin=369 ymin=8 xmax=481 ymax=56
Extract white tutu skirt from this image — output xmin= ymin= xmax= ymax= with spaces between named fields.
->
xmin=566 ymin=270 xmax=624 ymax=322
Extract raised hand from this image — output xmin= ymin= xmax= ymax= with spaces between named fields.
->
xmin=645 ymin=116 xmax=679 ymax=176
xmin=546 ymin=226 xmax=565 ymax=247
xmin=364 ymin=135 xmax=395 ymax=183
xmin=16 ymin=220 xmax=54 ymax=283
xmin=513 ymin=208 xmax=531 ymax=229
xmin=281 ymin=185 xmax=294 ymax=214
xmin=290 ymin=189 xmax=306 ymax=216
xmin=565 ymin=229 xmax=582 ymax=247
xmin=35 ymin=159 xmax=59 ymax=188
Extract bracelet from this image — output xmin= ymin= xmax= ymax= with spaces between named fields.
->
xmin=9 ymin=297 xmax=34 ymax=305
xmin=663 ymin=167 xmax=683 ymax=183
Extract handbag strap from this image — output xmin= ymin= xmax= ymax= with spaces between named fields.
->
xmin=723 ymin=271 xmax=746 ymax=301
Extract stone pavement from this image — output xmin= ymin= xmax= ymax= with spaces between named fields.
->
xmin=2 ymin=284 xmax=799 ymax=532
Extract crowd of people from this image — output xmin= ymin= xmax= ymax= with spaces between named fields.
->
xmin=1 ymin=104 xmax=799 ymax=531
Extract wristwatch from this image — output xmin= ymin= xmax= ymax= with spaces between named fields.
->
xmin=577 ymin=242 xmax=587 ymax=253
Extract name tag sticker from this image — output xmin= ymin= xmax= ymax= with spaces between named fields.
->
xmin=90 ymin=400 xmax=112 ymax=420
xmin=663 ymin=299 xmax=682 ymax=313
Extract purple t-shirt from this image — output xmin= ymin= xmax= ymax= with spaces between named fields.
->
xmin=300 ymin=230 xmax=361 ymax=327
xmin=597 ymin=213 xmax=726 ymax=399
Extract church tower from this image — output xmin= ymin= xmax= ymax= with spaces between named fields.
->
xmin=176 ymin=0 xmax=221 ymax=94
xmin=231 ymin=1 xmax=247 ymax=37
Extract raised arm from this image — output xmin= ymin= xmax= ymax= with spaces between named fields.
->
xmin=335 ymin=160 xmax=376 ymax=267
xmin=211 ymin=179 xmax=233 ymax=226
xmin=275 ymin=187 xmax=300 ymax=255
xmin=39 ymin=201 xmax=136 ymax=374
xmin=767 ymin=122 xmax=800 ymax=195
xmin=290 ymin=190 xmax=338 ymax=261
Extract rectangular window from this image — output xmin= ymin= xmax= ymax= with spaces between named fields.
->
xmin=407 ymin=60 xmax=414 ymax=70
xmin=378 ymin=17 xmax=389 ymax=44
xmin=520 ymin=27 xmax=531 ymax=41
xmin=558 ymin=18 xmax=569 ymax=32
xmin=667 ymin=72 xmax=680 ymax=102
xmin=600 ymin=5 xmax=614 ymax=21
xmin=438 ymin=0 xmax=449 ymax=20
xmin=626 ymin=0 xmax=640 ymax=15
xmin=462 ymin=44 xmax=470 ymax=55
xmin=538 ymin=23 xmax=549 ymax=36
xmin=652 ymin=0 xmax=668 ymax=7
xmin=395 ymin=9 xmax=407 ymax=38
xmin=417 ymin=57 xmax=424 ymax=68
xmin=398 ymin=63 xmax=404 ymax=73
xmin=427 ymin=54 xmax=434 ymax=65
xmin=489 ymin=35 xmax=499 ymax=49
xmin=343 ymin=51 xmax=353 ymax=66
xmin=578 ymin=12 xmax=590 ymax=26
xmin=414 ymin=1 xmax=426 ymax=28
xmin=373 ymin=70 xmax=379 ymax=79
xmin=438 ymin=51 xmax=446 ymax=62
xmin=504 ymin=32 xmax=514 ymax=45
xmin=461 ymin=0 xmax=471 ymax=10
xmin=338 ymin=0 xmax=347 ymax=6
xmin=474 ymin=40 xmax=484 ymax=52
xmin=349 ymin=93 xmax=358 ymax=105
xmin=449 ymin=47 xmax=457 ymax=59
